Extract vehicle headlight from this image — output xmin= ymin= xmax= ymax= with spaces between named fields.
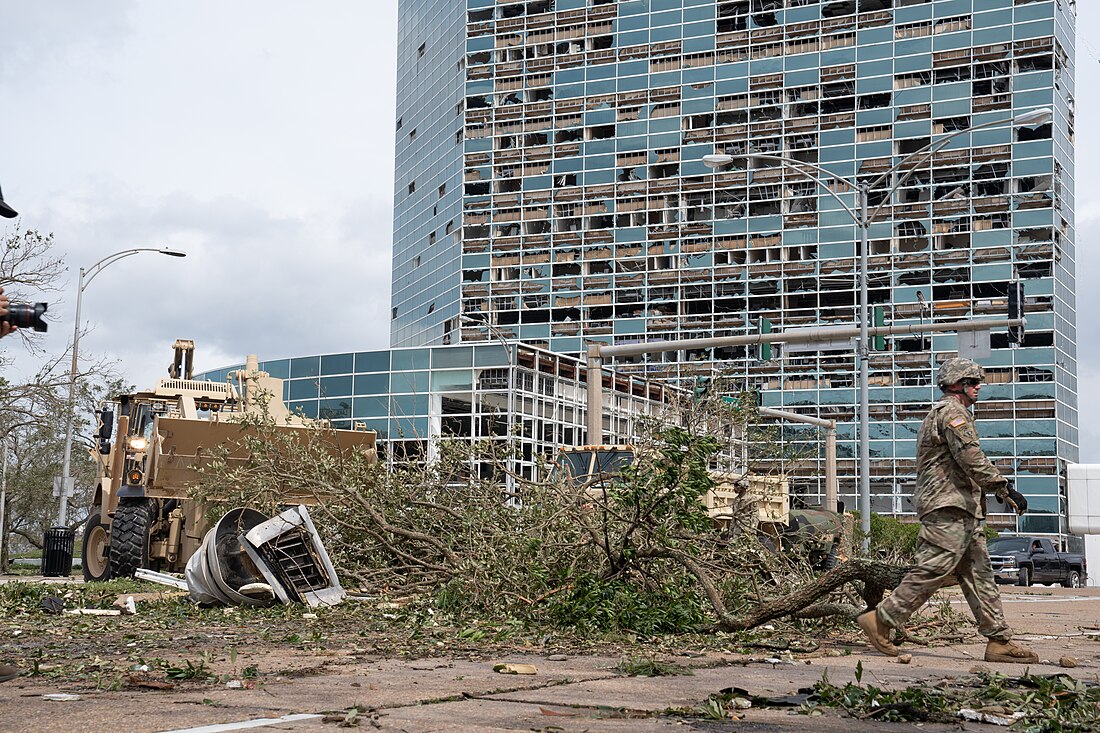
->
xmin=128 ymin=436 xmax=148 ymax=451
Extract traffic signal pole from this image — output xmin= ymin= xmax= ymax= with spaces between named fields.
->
xmin=585 ymin=315 xmax=1024 ymax=505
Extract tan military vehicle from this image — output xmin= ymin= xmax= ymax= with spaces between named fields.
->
xmin=554 ymin=444 xmax=844 ymax=568
xmin=81 ymin=340 xmax=377 ymax=582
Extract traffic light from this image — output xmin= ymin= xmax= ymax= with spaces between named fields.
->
xmin=872 ymin=305 xmax=886 ymax=351
xmin=1008 ymin=280 xmax=1025 ymax=345
xmin=758 ymin=317 xmax=773 ymax=361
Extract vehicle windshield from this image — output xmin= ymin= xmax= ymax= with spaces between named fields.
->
xmin=131 ymin=403 xmax=153 ymax=438
xmin=553 ymin=452 xmax=593 ymax=486
xmin=551 ymin=448 xmax=635 ymax=488
xmin=988 ymin=537 xmax=1030 ymax=554
xmin=594 ymin=450 xmax=634 ymax=475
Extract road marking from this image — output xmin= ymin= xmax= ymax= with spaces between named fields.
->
xmin=158 ymin=713 xmax=321 ymax=733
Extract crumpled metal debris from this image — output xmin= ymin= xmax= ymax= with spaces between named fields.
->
xmin=184 ymin=505 xmax=345 ymax=608
xmin=135 ymin=505 xmax=344 ymax=608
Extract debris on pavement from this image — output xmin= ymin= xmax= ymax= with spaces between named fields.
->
xmin=112 ymin=590 xmax=187 ymax=611
xmin=126 ymin=674 xmax=175 ymax=691
xmin=1060 ymin=656 xmax=1078 ymax=668
xmin=134 ymin=569 xmax=189 ymax=590
xmin=40 ymin=596 xmax=64 ymax=615
xmin=494 ymin=663 xmax=537 ymax=675
xmin=63 ymin=608 xmax=121 ymax=616
xmin=957 ymin=708 xmax=1025 ymax=726
xmin=186 ymin=505 xmax=345 ymax=608
xmin=42 ymin=693 xmax=82 ymax=702
xmin=897 ymin=653 xmax=913 ymax=664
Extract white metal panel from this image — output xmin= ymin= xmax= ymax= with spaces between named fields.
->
xmin=1068 ymin=464 xmax=1100 ymax=535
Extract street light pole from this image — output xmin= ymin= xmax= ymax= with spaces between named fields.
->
xmin=460 ymin=315 xmax=517 ymax=501
xmin=704 ymin=108 xmax=1052 ymax=545
xmin=56 ymin=247 xmax=186 ymax=527
xmin=858 ymin=183 xmax=871 ymax=543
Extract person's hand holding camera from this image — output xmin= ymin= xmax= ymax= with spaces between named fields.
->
xmin=0 ymin=287 xmax=15 ymax=339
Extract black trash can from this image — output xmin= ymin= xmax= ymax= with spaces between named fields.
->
xmin=41 ymin=526 xmax=75 ymax=578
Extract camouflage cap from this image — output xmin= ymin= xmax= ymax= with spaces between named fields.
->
xmin=937 ymin=357 xmax=985 ymax=390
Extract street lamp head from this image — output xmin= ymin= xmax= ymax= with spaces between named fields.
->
xmin=159 ymin=248 xmax=187 ymax=258
xmin=1012 ymin=108 xmax=1053 ymax=128
xmin=702 ymin=154 xmax=734 ymax=169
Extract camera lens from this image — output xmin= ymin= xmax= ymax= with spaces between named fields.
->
xmin=2 ymin=302 xmax=48 ymax=332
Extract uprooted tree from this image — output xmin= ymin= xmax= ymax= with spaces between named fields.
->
xmin=192 ymin=393 xmax=909 ymax=634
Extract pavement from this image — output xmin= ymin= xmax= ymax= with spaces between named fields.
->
xmin=1 ymin=582 xmax=1098 ymax=732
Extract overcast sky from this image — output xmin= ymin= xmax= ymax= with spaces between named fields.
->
xmin=0 ymin=1 xmax=397 ymax=383
xmin=1 ymin=2 xmax=1098 ymax=461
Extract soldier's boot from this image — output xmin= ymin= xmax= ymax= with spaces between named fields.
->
xmin=985 ymin=640 xmax=1039 ymax=664
xmin=0 ymin=663 xmax=19 ymax=683
xmin=857 ymin=610 xmax=899 ymax=657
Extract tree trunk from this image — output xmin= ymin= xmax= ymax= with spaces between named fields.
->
xmin=714 ymin=559 xmax=909 ymax=631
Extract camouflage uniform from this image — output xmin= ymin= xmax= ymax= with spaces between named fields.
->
xmin=876 ymin=363 xmax=1013 ymax=642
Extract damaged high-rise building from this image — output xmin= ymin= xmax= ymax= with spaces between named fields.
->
xmin=391 ymin=0 xmax=1077 ymax=536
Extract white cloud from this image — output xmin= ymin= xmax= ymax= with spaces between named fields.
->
xmin=0 ymin=1 xmax=397 ymax=389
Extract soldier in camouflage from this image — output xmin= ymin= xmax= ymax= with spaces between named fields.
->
xmin=857 ymin=357 xmax=1039 ymax=664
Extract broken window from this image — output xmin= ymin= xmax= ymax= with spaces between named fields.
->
xmin=934 ymin=116 xmax=970 ymax=133
xmin=715 ymin=110 xmax=749 ymax=126
xmin=1017 ymin=54 xmax=1053 ymax=73
xmin=649 ymin=162 xmax=679 ymax=178
xmin=586 ymin=125 xmax=615 ymax=140
xmin=822 ymin=1 xmax=857 ymax=17
xmin=589 ymin=35 xmax=614 ymax=51
xmin=934 ymin=65 xmax=971 ymax=84
xmin=686 ymin=113 xmax=714 ymax=130
xmin=555 ymin=128 xmax=583 ymax=143
xmin=894 ymin=71 xmax=931 ymax=89
xmin=973 ymin=78 xmax=1010 ymax=96
xmin=1017 ymin=261 xmax=1052 ymax=279
xmin=1016 ymin=123 xmax=1052 ymax=142
xmin=897 ymin=137 xmax=930 ymax=155
xmin=859 ymin=93 xmax=892 ymax=110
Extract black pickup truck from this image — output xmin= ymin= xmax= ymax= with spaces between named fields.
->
xmin=988 ymin=536 xmax=1086 ymax=588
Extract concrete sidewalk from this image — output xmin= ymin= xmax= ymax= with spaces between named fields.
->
xmin=2 ymin=586 xmax=1098 ymax=732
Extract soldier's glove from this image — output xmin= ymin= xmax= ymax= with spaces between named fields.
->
xmin=997 ymin=483 xmax=1028 ymax=516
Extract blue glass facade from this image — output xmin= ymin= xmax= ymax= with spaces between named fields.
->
xmin=393 ymin=0 xmax=1075 ymax=533
xmin=391 ymin=0 xmax=468 ymax=347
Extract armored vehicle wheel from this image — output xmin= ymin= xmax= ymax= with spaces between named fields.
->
xmin=109 ymin=498 xmax=152 ymax=578
xmin=81 ymin=511 xmax=110 ymax=582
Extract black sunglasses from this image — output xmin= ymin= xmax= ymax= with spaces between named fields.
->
xmin=959 ymin=378 xmax=982 ymax=387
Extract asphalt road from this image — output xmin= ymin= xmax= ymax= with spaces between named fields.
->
xmin=2 ymin=582 xmax=1098 ymax=733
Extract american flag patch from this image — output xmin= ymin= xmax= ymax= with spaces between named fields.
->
xmin=948 ymin=416 xmax=967 ymax=428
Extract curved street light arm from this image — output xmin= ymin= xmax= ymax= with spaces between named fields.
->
xmin=56 ymin=245 xmax=185 ymax=527
xmin=743 ymin=153 xmax=862 ymax=224
xmin=82 ymin=247 xmax=172 ymax=291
